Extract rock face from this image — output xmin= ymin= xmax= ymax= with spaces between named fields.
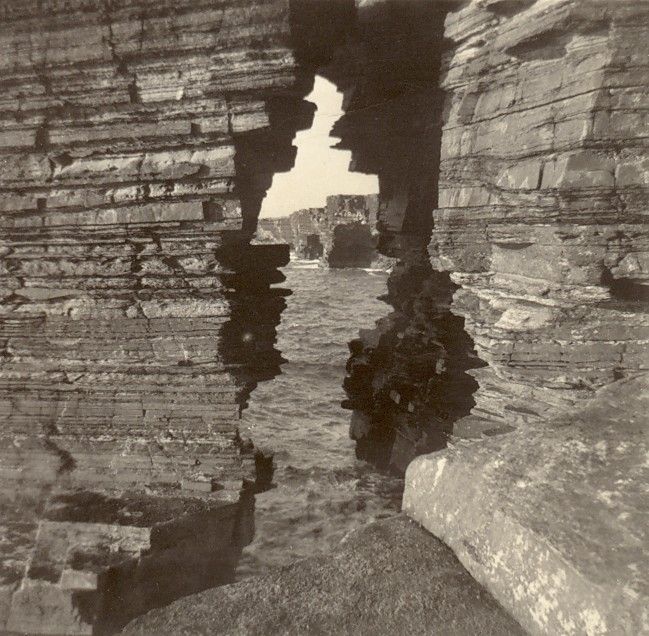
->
xmin=430 ymin=0 xmax=649 ymax=439
xmin=335 ymin=1 xmax=476 ymax=471
xmin=339 ymin=3 xmax=649 ymax=628
xmin=344 ymin=259 xmax=482 ymax=471
xmin=396 ymin=1 xmax=649 ymax=631
xmin=318 ymin=195 xmax=380 ymax=268
xmin=257 ymin=208 xmax=322 ymax=258
xmin=2 ymin=0 xmax=648 ymax=632
xmin=123 ymin=515 xmax=525 ymax=636
xmin=404 ymin=374 xmax=649 ymax=635
xmin=0 ymin=0 xmax=310 ymax=632
xmin=257 ymin=194 xmax=393 ymax=268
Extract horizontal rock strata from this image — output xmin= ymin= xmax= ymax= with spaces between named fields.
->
xmin=431 ymin=0 xmax=649 ymax=436
xmin=2 ymin=0 xmax=648 ymax=632
xmin=257 ymin=207 xmax=322 ymax=258
xmin=345 ymin=0 xmax=649 ymax=468
xmin=333 ymin=4 xmax=649 ymax=629
xmin=257 ymin=194 xmax=394 ymax=268
xmin=401 ymin=1 xmax=649 ymax=631
xmin=0 ymin=0 xmax=310 ymax=632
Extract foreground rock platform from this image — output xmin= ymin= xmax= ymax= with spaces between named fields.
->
xmin=123 ymin=515 xmax=524 ymax=636
xmin=404 ymin=374 xmax=649 ymax=636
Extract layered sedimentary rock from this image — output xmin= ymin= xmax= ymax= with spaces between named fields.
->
xmin=257 ymin=194 xmax=392 ymax=267
xmin=431 ymin=0 xmax=649 ymax=435
xmin=256 ymin=207 xmax=322 ymax=258
xmin=344 ymin=0 xmax=649 ymax=471
xmin=399 ymin=0 xmax=649 ymax=630
xmin=2 ymin=0 xmax=648 ymax=632
xmin=318 ymin=195 xmax=384 ymax=268
xmin=0 ymin=1 xmax=311 ymax=632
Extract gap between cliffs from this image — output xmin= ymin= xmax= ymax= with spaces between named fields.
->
xmin=285 ymin=0 xmax=485 ymax=473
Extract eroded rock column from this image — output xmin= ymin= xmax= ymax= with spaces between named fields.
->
xmin=0 ymin=1 xmax=311 ymax=632
xmin=326 ymin=0 xmax=482 ymax=471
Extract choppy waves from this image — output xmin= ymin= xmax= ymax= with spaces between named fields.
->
xmin=238 ymin=262 xmax=402 ymax=577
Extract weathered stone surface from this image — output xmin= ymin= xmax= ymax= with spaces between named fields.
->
xmin=0 ymin=0 xmax=307 ymax=632
xmin=123 ymin=515 xmax=524 ymax=635
xmin=344 ymin=254 xmax=482 ymax=471
xmin=404 ymin=374 xmax=649 ymax=636
xmin=330 ymin=2 xmax=470 ymax=470
xmin=329 ymin=5 xmax=649 ymax=632
xmin=257 ymin=208 xmax=321 ymax=258
xmin=1 ymin=491 xmax=255 ymax=635
xmin=344 ymin=0 xmax=649 ymax=470
xmin=430 ymin=0 xmax=649 ymax=436
xmin=2 ymin=0 xmax=648 ymax=632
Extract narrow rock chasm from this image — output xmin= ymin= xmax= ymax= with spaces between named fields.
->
xmin=291 ymin=0 xmax=485 ymax=472
xmin=0 ymin=1 xmax=484 ymax=630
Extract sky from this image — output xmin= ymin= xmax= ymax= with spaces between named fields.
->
xmin=259 ymin=76 xmax=378 ymax=218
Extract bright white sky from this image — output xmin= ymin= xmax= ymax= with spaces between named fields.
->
xmin=260 ymin=76 xmax=378 ymax=218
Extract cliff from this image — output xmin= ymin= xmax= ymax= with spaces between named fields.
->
xmin=343 ymin=0 xmax=649 ymax=632
xmin=0 ymin=1 xmax=309 ymax=632
xmin=257 ymin=194 xmax=395 ymax=268
xmin=1 ymin=0 xmax=648 ymax=633
xmin=257 ymin=208 xmax=322 ymax=258
xmin=343 ymin=0 xmax=649 ymax=470
xmin=430 ymin=0 xmax=649 ymax=439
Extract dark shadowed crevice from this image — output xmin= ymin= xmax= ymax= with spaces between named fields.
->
xmin=303 ymin=233 xmax=324 ymax=259
xmin=213 ymin=241 xmax=291 ymax=413
xmin=343 ymin=260 xmax=485 ymax=471
xmin=327 ymin=224 xmax=376 ymax=268
xmin=601 ymin=267 xmax=649 ymax=303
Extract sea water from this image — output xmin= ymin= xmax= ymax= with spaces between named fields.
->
xmin=238 ymin=259 xmax=403 ymax=577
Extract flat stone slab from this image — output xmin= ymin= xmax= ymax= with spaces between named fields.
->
xmin=123 ymin=515 xmax=523 ymax=635
xmin=404 ymin=374 xmax=649 ymax=636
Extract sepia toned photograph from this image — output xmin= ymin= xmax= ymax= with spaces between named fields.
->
xmin=0 ymin=0 xmax=647 ymax=634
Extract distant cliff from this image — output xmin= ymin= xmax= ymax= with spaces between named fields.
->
xmin=257 ymin=208 xmax=323 ymax=258
xmin=257 ymin=194 xmax=395 ymax=269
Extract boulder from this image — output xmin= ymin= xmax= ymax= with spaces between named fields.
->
xmin=124 ymin=515 xmax=524 ymax=636
xmin=404 ymin=375 xmax=649 ymax=635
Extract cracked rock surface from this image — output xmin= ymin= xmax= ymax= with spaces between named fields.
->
xmin=431 ymin=0 xmax=649 ymax=436
xmin=0 ymin=0 xmax=306 ymax=632
xmin=257 ymin=194 xmax=395 ymax=268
